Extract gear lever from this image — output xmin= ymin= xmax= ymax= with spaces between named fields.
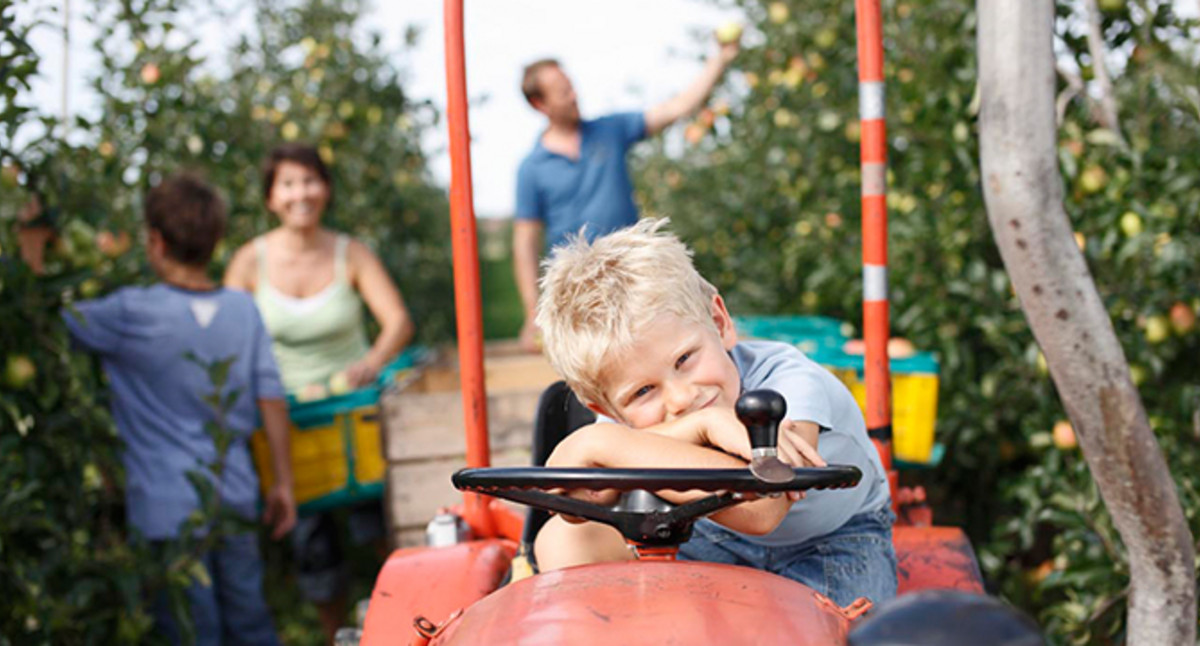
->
xmin=736 ymin=389 xmax=796 ymax=484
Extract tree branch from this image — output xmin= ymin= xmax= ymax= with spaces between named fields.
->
xmin=1055 ymin=62 xmax=1085 ymax=126
xmin=1081 ymin=0 xmax=1125 ymax=140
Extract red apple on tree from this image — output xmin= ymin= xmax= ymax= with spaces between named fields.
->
xmin=1169 ymin=302 xmax=1196 ymax=335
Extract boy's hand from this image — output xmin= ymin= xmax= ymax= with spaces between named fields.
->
xmin=690 ymin=407 xmax=753 ymax=462
xmin=778 ymin=420 xmax=826 ymax=468
xmin=262 ymin=483 xmax=297 ymax=540
xmin=545 ymin=424 xmax=623 ymax=512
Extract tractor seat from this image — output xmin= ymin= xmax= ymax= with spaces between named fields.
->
xmin=520 ymin=381 xmax=596 ymax=547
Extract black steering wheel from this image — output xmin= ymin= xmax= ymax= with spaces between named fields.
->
xmin=453 ymin=390 xmax=861 ymax=548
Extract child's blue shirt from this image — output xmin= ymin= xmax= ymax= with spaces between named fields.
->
xmin=705 ymin=340 xmax=891 ymax=546
xmin=63 ymin=284 xmax=284 ymax=539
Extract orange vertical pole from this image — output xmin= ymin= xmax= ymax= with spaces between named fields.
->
xmin=855 ymin=0 xmax=893 ymax=473
xmin=443 ymin=0 xmax=494 ymax=534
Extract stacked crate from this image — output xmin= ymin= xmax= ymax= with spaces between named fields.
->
xmin=381 ymin=342 xmax=559 ymax=547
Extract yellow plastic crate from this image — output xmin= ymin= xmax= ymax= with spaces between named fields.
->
xmin=251 ymin=392 xmax=385 ymax=514
xmin=250 ymin=351 xmax=426 ymax=514
xmin=829 ymin=367 xmax=939 ymax=465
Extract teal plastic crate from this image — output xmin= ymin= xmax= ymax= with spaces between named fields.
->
xmin=734 ymin=315 xmax=849 ymax=354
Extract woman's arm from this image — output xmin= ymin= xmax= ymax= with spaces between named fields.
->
xmin=222 ymin=241 xmax=258 ymax=292
xmin=344 ymin=238 xmax=414 ymax=386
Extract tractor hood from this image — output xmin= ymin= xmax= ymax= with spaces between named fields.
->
xmin=431 ymin=560 xmax=859 ymax=645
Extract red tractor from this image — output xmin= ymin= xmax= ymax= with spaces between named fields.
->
xmin=358 ymin=1 xmax=997 ymax=643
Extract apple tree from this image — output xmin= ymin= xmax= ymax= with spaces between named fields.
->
xmin=1 ymin=0 xmax=449 ymax=641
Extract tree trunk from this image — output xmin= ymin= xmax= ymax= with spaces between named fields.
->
xmin=976 ymin=2 xmax=1196 ymax=645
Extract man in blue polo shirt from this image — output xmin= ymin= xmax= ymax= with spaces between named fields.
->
xmin=512 ymin=31 xmax=740 ymax=352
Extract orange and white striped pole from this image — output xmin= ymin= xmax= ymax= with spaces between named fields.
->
xmin=855 ymin=0 xmax=893 ymax=474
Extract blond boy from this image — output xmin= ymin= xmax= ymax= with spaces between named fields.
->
xmin=534 ymin=219 xmax=897 ymax=606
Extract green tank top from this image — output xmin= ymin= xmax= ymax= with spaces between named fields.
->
xmin=254 ymin=234 xmax=370 ymax=392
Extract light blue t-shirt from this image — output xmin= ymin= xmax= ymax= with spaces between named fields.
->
xmin=63 ymin=284 xmax=285 ymax=540
xmin=515 ymin=111 xmax=646 ymax=250
xmin=704 ymin=340 xmax=891 ymax=546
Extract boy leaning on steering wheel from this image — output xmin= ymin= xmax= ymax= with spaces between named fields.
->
xmin=532 ymin=218 xmax=897 ymax=607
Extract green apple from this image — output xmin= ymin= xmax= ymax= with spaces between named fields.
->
xmin=768 ymin=2 xmax=789 ymax=24
xmin=715 ymin=22 xmax=743 ymax=45
xmin=1144 ymin=315 xmax=1169 ymax=344
xmin=5 ymin=355 xmax=36 ymax=389
xmin=1119 ymin=211 xmax=1143 ymax=237
xmin=1078 ymin=165 xmax=1107 ymax=194
xmin=79 ymin=279 xmax=102 ymax=299
xmin=814 ymin=28 xmax=837 ymax=50
xmin=328 ymin=371 xmax=352 ymax=396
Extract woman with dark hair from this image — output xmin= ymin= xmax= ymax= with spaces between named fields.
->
xmin=225 ymin=143 xmax=414 ymax=643
xmin=226 ymin=143 xmax=414 ymax=393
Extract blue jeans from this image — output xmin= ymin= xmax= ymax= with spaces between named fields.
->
xmin=152 ymin=533 xmax=280 ymax=646
xmin=679 ymin=505 xmax=899 ymax=607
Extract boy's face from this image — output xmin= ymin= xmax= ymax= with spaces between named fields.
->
xmin=591 ymin=295 xmax=741 ymax=429
xmin=267 ymin=161 xmax=330 ymax=229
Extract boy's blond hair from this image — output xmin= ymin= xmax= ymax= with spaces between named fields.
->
xmin=536 ymin=218 xmax=718 ymax=410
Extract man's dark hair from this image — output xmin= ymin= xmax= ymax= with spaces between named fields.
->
xmin=143 ymin=172 xmax=226 ymax=267
xmin=261 ymin=143 xmax=332 ymax=204
xmin=521 ymin=58 xmax=561 ymax=107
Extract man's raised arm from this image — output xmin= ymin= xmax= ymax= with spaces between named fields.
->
xmin=644 ymin=34 xmax=740 ymax=137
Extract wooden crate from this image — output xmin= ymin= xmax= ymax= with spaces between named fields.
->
xmin=381 ymin=341 xmax=560 ymax=547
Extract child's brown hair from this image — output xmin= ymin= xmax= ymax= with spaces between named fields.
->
xmin=143 ymin=172 xmax=226 ymax=266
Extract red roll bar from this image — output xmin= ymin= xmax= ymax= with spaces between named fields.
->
xmin=443 ymin=0 xmax=494 ymax=535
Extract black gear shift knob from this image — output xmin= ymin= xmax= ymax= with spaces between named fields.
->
xmin=736 ymin=389 xmax=787 ymax=452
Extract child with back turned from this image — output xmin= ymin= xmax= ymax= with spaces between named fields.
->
xmin=19 ymin=173 xmax=296 ymax=644
xmin=532 ymin=218 xmax=897 ymax=606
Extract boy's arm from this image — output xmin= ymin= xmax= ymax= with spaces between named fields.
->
xmin=258 ymin=397 xmax=296 ymax=540
xmin=547 ymin=421 xmax=791 ymax=535
xmin=779 ymin=420 xmax=825 ymax=468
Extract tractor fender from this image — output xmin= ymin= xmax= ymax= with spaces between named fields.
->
xmin=894 ymin=526 xmax=985 ymax=594
xmin=360 ymin=539 xmax=516 ymax=646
